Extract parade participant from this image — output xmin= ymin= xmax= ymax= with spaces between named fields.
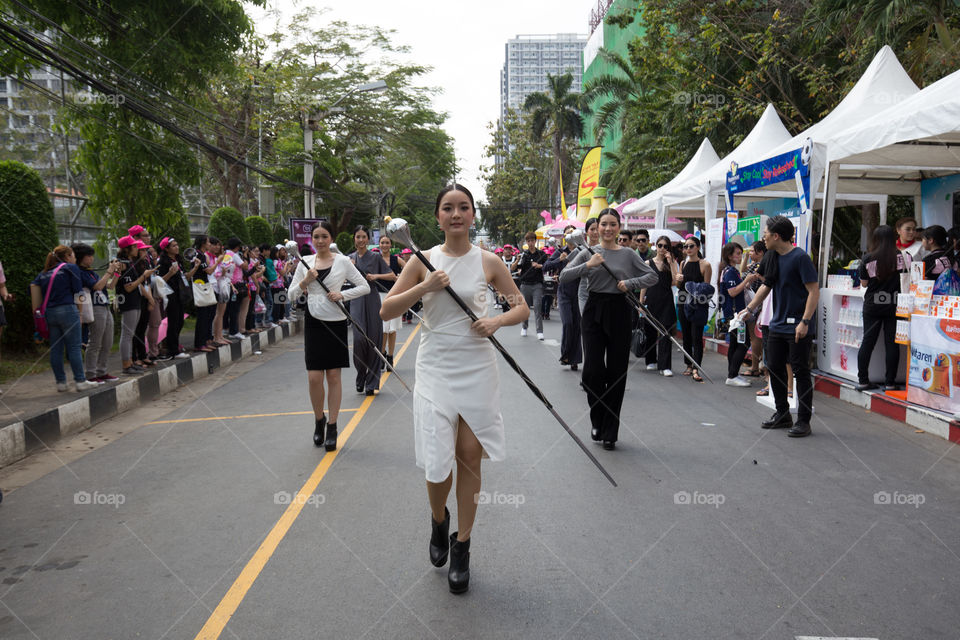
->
xmin=72 ymin=243 xmax=120 ymax=382
xmin=676 ymin=236 xmax=711 ymax=382
xmin=288 ymin=220 xmax=370 ymax=451
xmin=544 ymin=225 xmax=582 ymax=370
xmin=578 ymin=218 xmax=600 ymax=313
xmin=640 ymin=235 xmax=678 ymax=376
xmin=377 ymin=235 xmax=401 ymax=366
xmin=738 ymin=215 xmax=819 ymax=438
xmin=559 ymin=208 xmax=657 ymax=450
xmin=856 ymin=225 xmax=909 ymax=391
xmin=380 ymin=184 xmax=528 ymax=594
xmin=718 ymin=242 xmax=757 ymax=387
xmin=349 ymin=226 xmax=392 ymax=395
xmin=512 ymin=232 xmax=548 ymax=340
xmin=895 ymin=217 xmax=924 ymax=259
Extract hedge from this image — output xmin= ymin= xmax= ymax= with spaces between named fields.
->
xmin=207 ymin=206 xmax=248 ymax=244
xmin=335 ymin=231 xmax=354 ymax=254
xmin=245 ymin=215 xmax=273 ymax=246
xmin=0 ymin=161 xmax=60 ymax=351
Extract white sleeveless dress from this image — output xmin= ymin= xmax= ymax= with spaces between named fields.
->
xmin=413 ymin=245 xmax=505 ymax=482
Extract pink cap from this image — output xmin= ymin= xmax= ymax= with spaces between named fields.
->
xmin=128 ymin=224 xmax=145 ymax=237
xmin=400 ymin=248 xmax=412 ymax=254
xmin=158 ymin=237 xmax=172 ymax=250
xmin=134 ymin=240 xmax=150 ymax=251
xmin=118 ymin=236 xmax=136 ymax=249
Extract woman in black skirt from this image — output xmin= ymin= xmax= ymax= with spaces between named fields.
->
xmin=287 ymin=220 xmax=370 ymax=451
xmin=560 ymin=209 xmax=657 ymax=449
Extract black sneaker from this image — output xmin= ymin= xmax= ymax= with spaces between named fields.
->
xmin=761 ymin=411 xmax=793 ymax=429
xmin=155 ymin=354 xmax=173 ymax=362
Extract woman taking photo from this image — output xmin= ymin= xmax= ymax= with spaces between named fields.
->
xmin=192 ymin=235 xmax=218 ymax=353
xmin=380 ymin=184 xmax=528 ymax=595
xmin=30 ymin=246 xmax=98 ymax=392
xmin=640 ymin=235 xmax=678 ymax=376
xmin=718 ymin=243 xmax=758 ymax=387
xmin=544 ymin=225 xmax=582 ymax=370
xmin=118 ymin=238 xmax=156 ymax=374
xmin=856 ymin=225 xmax=909 ymax=391
xmin=676 ymin=236 xmax=711 ymax=382
xmin=349 ymin=226 xmax=392 ymax=395
xmin=72 ymin=243 xmax=120 ymax=383
xmin=157 ymin=237 xmax=200 ymax=359
xmin=560 ymin=208 xmax=657 ymax=450
xmin=377 ymin=235 xmax=401 ymax=366
xmin=287 ymin=220 xmax=370 ymax=451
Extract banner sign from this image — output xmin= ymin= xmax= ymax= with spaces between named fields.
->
xmin=726 ymin=148 xmax=809 ymax=196
xmin=907 ymin=314 xmax=960 ymax=413
xmin=289 ymin=217 xmax=327 ymax=255
xmin=576 ymin=146 xmax=602 ymax=221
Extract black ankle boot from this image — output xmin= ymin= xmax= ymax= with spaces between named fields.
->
xmin=313 ymin=415 xmax=326 ymax=447
xmin=429 ymin=507 xmax=450 ymax=567
xmin=324 ymin=422 xmax=338 ymax=452
xmin=448 ymin=532 xmax=470 ymax=594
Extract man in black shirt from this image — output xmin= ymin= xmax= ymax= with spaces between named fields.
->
xmin=739 ymin=215 xmax=819 ymax=437
xmin=512 ymin=231 xmax=548 ymax=340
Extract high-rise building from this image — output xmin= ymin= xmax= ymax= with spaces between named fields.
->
xmin=499 ymin=33 xmax=588 ymax=130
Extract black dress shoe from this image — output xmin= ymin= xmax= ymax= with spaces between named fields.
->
xmin=591 ymin=427 xmax=600 ymax=441
xmin=448 ymin=532 xmax=470 ymax=594
xmin=855 ymin=382 xmax=879 ymax=391
xmin=324 ymin=422 xmax=338 ymax=451
xmin=366 ymin=389 xmax=376 ymax=396
xmin=602 ymin=440 xmax=616 ymax=450
xmin=570 ymin=364 xmax=578 ymax=371
xmin=787 ymin=421 xmax=812 ymax=437
xmin=430 ymin=507 xmax=450 ymax=567
xmin=761 ymin=411 xmax=793 ymax=429
xmin=386 ymin=354 xmax=394 ymax=367
xmin=356 ymin=382 xmax=364 ymax=393
xmin=313 ymin=415 xmax=326 ymax=447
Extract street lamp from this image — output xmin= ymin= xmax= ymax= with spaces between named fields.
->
xmin=304 ymin=80 xmax=388 ymax=218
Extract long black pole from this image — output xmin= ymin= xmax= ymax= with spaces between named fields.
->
xmin=409 ymin=246 xmax=617 ymax=487
xmin=576 ymin=244 xmax=714 ymax=384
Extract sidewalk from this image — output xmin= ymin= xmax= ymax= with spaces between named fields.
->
xmin=0 ymin=321 xmax=302 ymax=468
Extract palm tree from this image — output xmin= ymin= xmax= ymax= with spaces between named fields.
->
xmin=522 ymin=73 xmax=585 ymax=212
xmin=581 ymin=48 xmax=643 ymax=144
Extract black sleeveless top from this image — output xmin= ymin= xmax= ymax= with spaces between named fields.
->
xmin=682 ymin=260 xmax=704 ymax=284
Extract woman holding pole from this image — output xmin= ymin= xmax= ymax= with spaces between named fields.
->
xmin=380 ymin=184 xmax=528 ymax=594
xmin=349 ymin=226 xmax=392 ymax=395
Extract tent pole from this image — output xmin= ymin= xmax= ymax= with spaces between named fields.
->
xmin=818 ymin=162 xmax=840 ymax=287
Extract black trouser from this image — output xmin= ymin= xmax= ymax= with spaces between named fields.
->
xmin=858 ymin=312 xmax=898 ymax=385
xmin=227 ymin=289 xmax=246 ymax=335
xmin=271 ymin=288 xmax=286 ymax=323
xmin=194 ymin=304 xmax=214 ymax=349
xmin=767 ymin=333 xmax=813 ymax=423
xmin=581 ymin=293 xmax=632 ymax=443
xmin=726 ymin=322 xmax=750 ymax=379
xmin=678 ymin=311 xmax=704 ymax=367
xmin=133 ymin=296 xmax=149 ymax=361
xmin=557 ymin=291 xmax=582 ymax=365
xmin=165 ymin=293 xmax=184 ymax=355
xmin=644 ymin=327 xmax=672 ymax=371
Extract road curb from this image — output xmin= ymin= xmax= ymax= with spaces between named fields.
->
xmin=0 ymin=320 xmax=302 ymax=469
xmin=704 ymin=336 xmax=960 ymax=444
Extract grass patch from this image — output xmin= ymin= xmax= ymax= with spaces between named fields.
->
xmin=0 ymin=349 xmax=48 ymax=385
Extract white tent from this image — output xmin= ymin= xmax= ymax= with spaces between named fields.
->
xmin=622 ymin=137 xmax=719 ymax=217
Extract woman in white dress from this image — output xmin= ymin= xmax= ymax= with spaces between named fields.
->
xmin=381 ymin=184 xmax=528 ymax=594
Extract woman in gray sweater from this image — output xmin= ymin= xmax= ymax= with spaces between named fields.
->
xmin=560 ymin=208 xmax=658 ymax=450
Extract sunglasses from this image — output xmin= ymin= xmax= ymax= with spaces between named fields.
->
xmin=657 ymin=243 xmax=669 ymax=248
xmin=684 ymin=244 xmax=697 ymax=249
xmin=618 ymin=237 xmax=630 ymax=242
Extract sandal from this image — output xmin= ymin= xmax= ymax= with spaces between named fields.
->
xmin=682 ymin=366 xmax=694 ymax=376
xmin=741 ymin=370 xmax=762 ymax=377
xmin=756 ymin=387 xmax=769 ymax=396
xmin=692 ymin=371 xmax=704 ymax=383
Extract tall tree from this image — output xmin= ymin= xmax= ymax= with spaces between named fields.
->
xmin=522 ymin=73 xmax=586 ymax=213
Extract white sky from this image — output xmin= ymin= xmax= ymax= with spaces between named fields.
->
xmin=249 ymin=0 xmax=592 ymax=203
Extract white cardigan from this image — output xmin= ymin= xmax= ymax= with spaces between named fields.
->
xmin=287 ymin=253 xmax=370 ymax=321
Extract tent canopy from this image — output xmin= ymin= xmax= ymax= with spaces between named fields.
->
xmin=622 ymin=137 xmax=720 ymax=216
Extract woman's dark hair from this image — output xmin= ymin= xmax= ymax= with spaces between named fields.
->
xmin=193 ymin=235 xmax=209 ymax=251
xmin=563 ymin=225 xmax=576 ymax=235
xmin=752 ymin=240 xmax=766 ymax=254
xmin=685 ymin=235 xmax=703 ymax=260
xmin=721 ymin=242 xmax=742 ymax=267
xmin=766 ymin=215 xmax=794 ymax=243
xmin=311 ymin=220 xmax=335 ymax=237
xmin=597 ymin=208 xmax=620 ymax=226
xmin=44 ymin=245 xmax=73 ymax=271
xmin=868 ymin=225 xmax=898 ymax=281
xmin=207 ymin=236 xmax=220 ymax=247
xmin=923 ymin=225 xmax=947 ymax=249
xmin=71 ymin=243 xmax=95 ymax=263
xmin=434 ymin=183 xmax=476 ymax=217
xmin=584 ymin=218 xmax=598 ymax=234
xmin=353 ymin=225 xmax=371 ymax=239
xmin=655 ymin=234 xmax=672 ymax=249
xmin=226 ymin=237 xmax=242 ymax=250
xmin=258 ymin=243 xmax=271 ymax=254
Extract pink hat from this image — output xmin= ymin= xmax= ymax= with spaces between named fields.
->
xmin=118 ymin=236 xmax=136 ymax=249
xmin=128 ymin=224 xmax=145 ymax=237
xmin=494 ymin=248 xmax=503 ymax=254
xmin=134 ymin=240 xmax=150 ymax=251
xmin=503 ymin=244 xmax=515 ymax=251
xmin=158 ymin=237 xmax=172 ymax=250
xmin=400 ymin=248 xmax=412 ymax=255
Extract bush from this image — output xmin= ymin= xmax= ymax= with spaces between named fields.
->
xmin=246 ymin=215 xmax=273 ymax=246
xmin=169 ymin=210 xmax=192 ymax=250
xmin=207 ymin=206 xmax=248 ymax=244
xmin=336 ymin=231 xmax=354 ymax=254
xmin=0 ymin=161 xmax=60 ymax=351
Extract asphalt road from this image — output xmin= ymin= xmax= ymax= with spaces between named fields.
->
xmin=0 ymin=312 xmax=958 ymax=640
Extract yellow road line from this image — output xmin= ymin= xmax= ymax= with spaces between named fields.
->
xmin=146 ymin=409 xmax=360 ymax=425
xmin=195 ymin=323 xmax=419 ymax=640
